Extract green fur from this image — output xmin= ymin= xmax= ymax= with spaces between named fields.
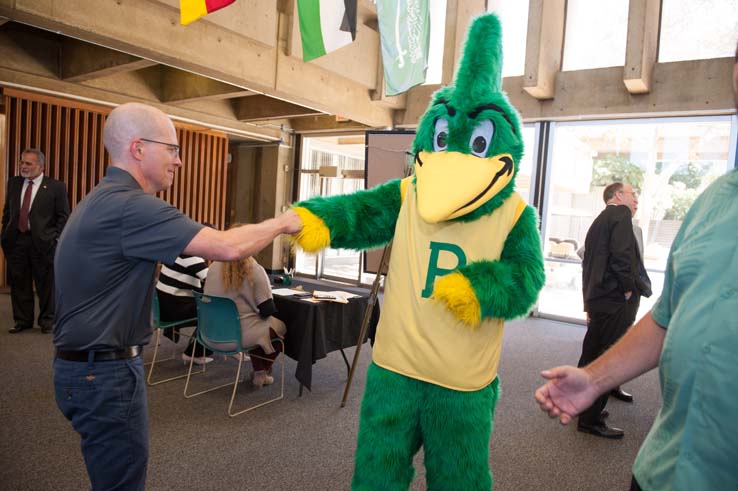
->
xmin=352 ymin=363 xmax=500 ymax=491
xmin=295 ymin=179 xmax=402 ymax=250
xmin=454 ymin=13 xmax=504 ymax=95
xmin=457 ymin=206 xmax=545 ymax=320
xmin=330 ymin=15 xmax=542 ymax=490
xmin=411 ymin=14 xmax=524 ymax=223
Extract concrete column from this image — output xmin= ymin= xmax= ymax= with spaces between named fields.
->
xmin=624 ymin=0 xmax=661 ymax=94
xmin=228 ymin=139 xmax=294 ymax=271
xmin=523 ymin=0 xmax=566 ymax=100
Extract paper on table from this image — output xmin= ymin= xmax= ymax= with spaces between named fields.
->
xmin=312 ymin=290 xmax=360 ymax=304
xmin=271 ymin=288 xmax=307 ymax=296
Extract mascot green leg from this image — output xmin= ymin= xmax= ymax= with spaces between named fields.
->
xmin=352 ymin=363 xmax=501 ymax=491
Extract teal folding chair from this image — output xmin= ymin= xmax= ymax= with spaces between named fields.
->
xmin=184 ymin=292 xmax=284 ymax=417
xmin=147 ymin=292 xmax=204 ymax=386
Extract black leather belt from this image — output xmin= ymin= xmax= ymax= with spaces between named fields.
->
xmin=56 ymin=345 xmax=142 ymax=362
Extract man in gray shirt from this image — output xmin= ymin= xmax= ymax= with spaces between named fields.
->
xmin=53 ymin=102 xmax=301 ymax=491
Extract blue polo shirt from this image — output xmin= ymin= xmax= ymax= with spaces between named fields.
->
xmin=53 ymin=166 xmax=203 ymax=350
xmin=633 ymin=169 xmax=738 ymax=490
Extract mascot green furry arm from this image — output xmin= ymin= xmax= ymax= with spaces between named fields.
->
xmin=292 ymin=178 xmax=402 ymax=252
xmin=292 ymin=14 xmax=544 ymax=328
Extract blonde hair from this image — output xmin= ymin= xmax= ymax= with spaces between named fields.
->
xmin=222 ymin=256 xmax=256 ymax=291
xmin=220 ymin=223 xmax=256 ymax=291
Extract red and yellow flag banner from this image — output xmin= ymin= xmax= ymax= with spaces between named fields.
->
xmin=180 ymin=0 xmax=236 ymax=26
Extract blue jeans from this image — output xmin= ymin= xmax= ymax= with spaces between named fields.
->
xmin=54 ymin=355 xmax=149 ymax=491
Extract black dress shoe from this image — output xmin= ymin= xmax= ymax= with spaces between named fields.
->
xmin=600 ymin=410 xmax=609 ymax=421
xmin=577 ymin=422 xmax=625 ymax=439
xmin=40 ymin=325 xmax=53 ymax=334
xmin=8 ymin=325 xmax=32 ymax=334
xmin=610 ymin=388 xmax=634 ymax=403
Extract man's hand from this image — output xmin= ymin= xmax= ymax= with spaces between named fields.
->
xmin=534 ymin=366 xmax=601 ymax=425
xmin=278 ymin=210 xmax=303 ymax=234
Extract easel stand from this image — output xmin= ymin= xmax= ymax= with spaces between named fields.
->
xmin=340 ymin=243 xmax=391 ymax=407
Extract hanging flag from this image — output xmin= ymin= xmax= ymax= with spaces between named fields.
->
xmin=377 ymin=0 xmax=430 ymax=95
xmin=298 ymin=0 xmax=358 ymax=62
xmin=180 ymin=0 xmax=236 ymax=26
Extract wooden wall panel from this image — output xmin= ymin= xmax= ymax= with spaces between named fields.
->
xmin=1 ymin=89 xmax=230 ymax=287
xmin=3 ymin=90 xmax=228 ymax=230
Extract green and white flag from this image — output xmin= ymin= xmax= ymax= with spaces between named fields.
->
xmin=298 ymin=0 xmax=358 ymax=62
xmin=377 ymin=0 xmax=430 ymax=95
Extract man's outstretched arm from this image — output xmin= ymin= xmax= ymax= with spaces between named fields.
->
xmin=534 ymin=311 xmax=666 ymax=425
xmin=184 ymin=211 xmax=302 ymax=261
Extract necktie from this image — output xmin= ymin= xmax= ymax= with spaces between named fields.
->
xmin=18 ymin=180 xmax=32 ymax=233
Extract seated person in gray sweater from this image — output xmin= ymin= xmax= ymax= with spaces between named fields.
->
xmin=204 ymin=254 xmax=286 ymax=388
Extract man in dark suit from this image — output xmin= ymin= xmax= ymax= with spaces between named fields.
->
xmin=2 ymin=148 xmax=70 ymax=334
xmin=577 ymin=182 xmax=651 ymax=439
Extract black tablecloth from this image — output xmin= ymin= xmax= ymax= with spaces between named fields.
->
xmin=273 ymin=289 xmax=379 ymax=391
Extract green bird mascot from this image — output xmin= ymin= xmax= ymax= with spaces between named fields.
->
xmin=292 ymin=13 xmax=545 ymax=491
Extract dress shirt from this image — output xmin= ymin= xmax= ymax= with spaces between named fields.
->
xmin=19 ymin=173 xmax=44 ymax=227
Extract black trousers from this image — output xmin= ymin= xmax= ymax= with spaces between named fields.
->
xmin=157 ymin=292 xmax=212 ymax=356
xmin=578 ymin=295 xmax=640 ymax=426
xmin=6 ymin=233 xmax=55 ymax=328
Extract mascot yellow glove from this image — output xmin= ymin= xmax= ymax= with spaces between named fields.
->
xmin=291 ymin=206 xmax=331 ymax=253
xmin=431 ymin=272 xmax=482 ymax=328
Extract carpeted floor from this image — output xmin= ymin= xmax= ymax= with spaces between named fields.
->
xmin=0 ymin=292 xmax=661 ymax=490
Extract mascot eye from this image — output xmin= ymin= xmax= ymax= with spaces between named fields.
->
xmin=469 ymin=120 xmax=495 ymax=157
xmin=433 ymin=119 xmax=449 ymax=151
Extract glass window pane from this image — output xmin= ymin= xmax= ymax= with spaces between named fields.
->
xmin=487 ymin=0 xmax=529 ymax=77
xmin=538 ymin=117 xmax=734 ymax=321
xmin=659 ymin=0 xmax=738 ymax=62
xmin=562 ymin=0 xmax=629 ymax=71
xmin=516 ymin=124 xmax=537 ymax=203
xmin=295 ymin=251 xmax=316 ymax=277
xmin=295 ymin=136 xmax=366 ymax=282
xmin=424 ymin=0 xmax=447 ymax=85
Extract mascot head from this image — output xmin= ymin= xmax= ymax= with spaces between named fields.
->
xmin=412 ymin=13 xmax=523 ymax=224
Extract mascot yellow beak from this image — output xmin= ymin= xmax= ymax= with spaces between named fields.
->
xmin=414 ymin=150 xmax=515 ymax=223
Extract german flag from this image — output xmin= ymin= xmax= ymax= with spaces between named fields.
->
xmin=180 ymin=0 xmax=236 ymax=26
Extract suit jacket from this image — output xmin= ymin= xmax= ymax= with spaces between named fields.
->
xmin=1 ymin=175 xmax=70 ymax=256
xmin=582 ymin=204 xmax=651 ymax=314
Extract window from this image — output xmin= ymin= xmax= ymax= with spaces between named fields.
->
xmin=516 ymin=124 xmax=538 ymax=203
xmin=487 ymin=0 xmax=530 ymax=77
xmin=295 ymin=135 xmax=366 ymax=283
xmin=537 ymin=116 xmax=735 ymax=321
xmin=659 ymin=0 xmax=738 ymax=62
xmin=423 ymin=0 xmax=447 ymax=85
xmin=562 ymin=0 xmax=629 ymax=71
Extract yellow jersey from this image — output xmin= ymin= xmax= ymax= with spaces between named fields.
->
xmin=373 ymin=181 xmax=524 ymax=391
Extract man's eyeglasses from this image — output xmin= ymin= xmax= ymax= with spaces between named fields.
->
xmin=139 ymin=138 xmax=180 ymax=157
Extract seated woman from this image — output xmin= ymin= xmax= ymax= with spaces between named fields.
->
xmin=204 ymin=255 xmax=286 ymax=389
xmin=156 ymin=253 xmax=212 ymax=364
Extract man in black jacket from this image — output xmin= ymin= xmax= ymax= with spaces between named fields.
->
xmin=1 ymin=148 xmax=70 ymax=334
xmin=578 ymin=182 xmax=651 ymax=438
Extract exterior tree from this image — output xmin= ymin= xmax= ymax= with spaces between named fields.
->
xmin=591 ymin=155 xmax=644 ymax=190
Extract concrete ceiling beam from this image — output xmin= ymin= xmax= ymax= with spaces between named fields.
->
xmin=61 ymin=39 xmax=157 ymax=82
xmin=160 ymin=68 xmax=255 ymax=104
xmin=235 ymin=95 xmax=321 ymax=122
